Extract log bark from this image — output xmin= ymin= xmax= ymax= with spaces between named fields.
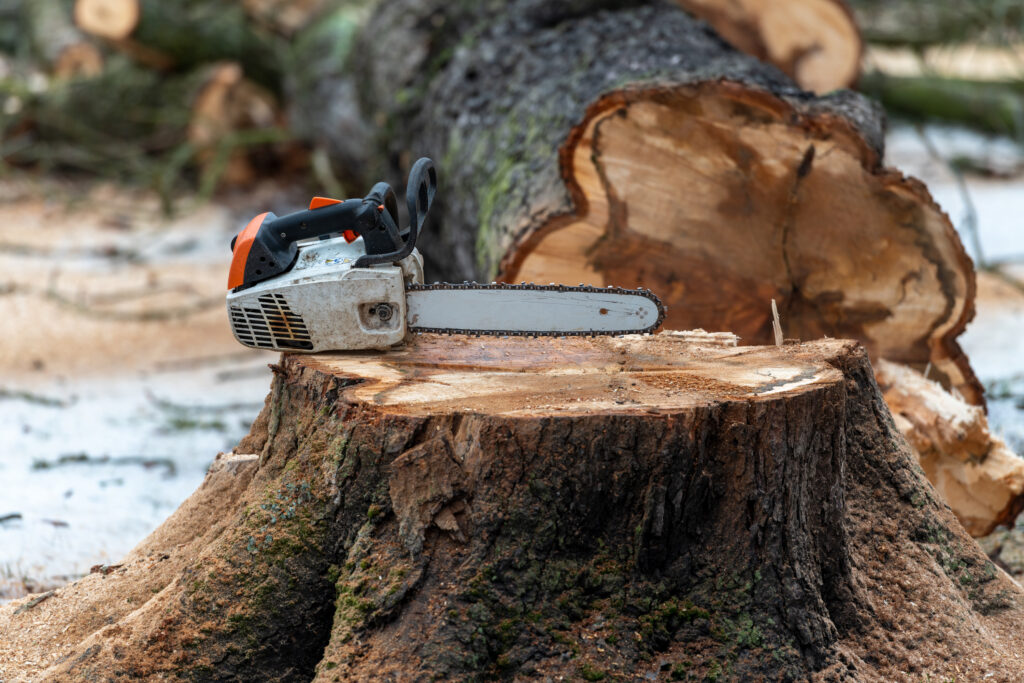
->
xmin=73 ymin=0 xmax=284 ymax=90
xmin=676 ymin=0 xmax=862 ymax=93
xmin=2 ymin=335 xmax=1023 ymax=681
xmin=346 ymin=0 xmax=981 ymax=406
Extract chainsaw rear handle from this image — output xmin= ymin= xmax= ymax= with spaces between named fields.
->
xmin=228 ymin=158 xmax=436 ymax=291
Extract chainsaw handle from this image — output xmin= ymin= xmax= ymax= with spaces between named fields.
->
xmin=228 ymin=158 xmax=437 ymax=291
xmin=353 ymin=157 xmax=436 ymax=268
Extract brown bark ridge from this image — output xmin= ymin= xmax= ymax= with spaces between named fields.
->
xmin=675 ymin=0 xmax=862 ymax=93
xmin=347 ymin=0 xmax=981 ymax=407
xmin=2 ymin=335 xmax=1022 ymax=681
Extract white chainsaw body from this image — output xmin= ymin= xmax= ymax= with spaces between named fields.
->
xmin=226 ymin=235 xmax=424 ymax=352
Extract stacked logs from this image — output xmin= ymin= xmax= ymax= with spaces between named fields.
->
xmin=0 ymin=0 xmax=295 ymax=195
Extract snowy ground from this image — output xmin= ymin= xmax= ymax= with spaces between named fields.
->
xmin=0 ymin=125 xmax=1022 ymax=601
xmin=0 ymin=179 xmax=281 ymax=600
xmin=0 ymin=364 xmax=270 ymax=596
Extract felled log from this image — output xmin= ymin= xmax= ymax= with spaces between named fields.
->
xmin=876 ymin=360 xmax=1024 ymax=537
xmin=849 ymin=0 xmax=1024 ymax=49
xmin=187 ymin=61 xmax=283 ymax=188
xmin=1 ymin=57 xmax=283 ymax=190
xmin=345 ymin=0 xmax=980 ymax=406
xmin=73 ymin=0 xmax=283 ymax=90
xmin=676 ymin=0 xmax=862 ymax=93
xmin=859 ymin=70 xmax=1024 ymax=140
xmin=2 ymin=335 xmax=1023 ymax=681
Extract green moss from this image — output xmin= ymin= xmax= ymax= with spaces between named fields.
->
xmin=474 ymin=153 xmax=516 ymax=276
xmin=639 ymin=599 xmax=711 ymax=651
xmin=580 ymin=663 xmax=606 ymax=680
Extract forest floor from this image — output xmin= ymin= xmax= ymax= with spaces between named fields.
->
xmin=0 ymin=124 xmax=1022 ymax=601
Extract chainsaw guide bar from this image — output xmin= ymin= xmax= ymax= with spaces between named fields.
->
xmin=405 ymin=282 xmax=666 ymax=337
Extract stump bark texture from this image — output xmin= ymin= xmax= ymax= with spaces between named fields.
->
xmin=343 ymin=0 xmax=980 ymax=408
xmin=1 ymin=335 xmax=1022 ymax=681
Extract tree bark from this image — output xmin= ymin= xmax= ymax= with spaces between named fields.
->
xmin=676 ymin=0 xmax=862 ymax=93
xmin=2 ymin=335 xmax=1023 ymax=681
xmin=344 ymin=0 xmax=980 ymax=407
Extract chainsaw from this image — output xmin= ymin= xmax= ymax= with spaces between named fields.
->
xmin=226 ymin=158 xmax=664 ymax=352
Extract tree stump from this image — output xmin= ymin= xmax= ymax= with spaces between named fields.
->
xmin=2 ymin=334 xmax=1023 ymax=681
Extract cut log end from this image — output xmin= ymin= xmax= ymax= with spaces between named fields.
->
xmin=502 ymin=83 xmax=980 ymax=404
xmin=74 ymin=0 xmax=140 ymax=41
xmin=677 ymin=0 xmax=862 ymax=93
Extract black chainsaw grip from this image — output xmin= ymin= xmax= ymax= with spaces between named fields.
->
xmin=353 ymin=157 xmax=435 ymax=268
xmin=407 ymin=157 xmax=437 ymax=243
xmin=365 ymin=181 xmax=400 ymax=233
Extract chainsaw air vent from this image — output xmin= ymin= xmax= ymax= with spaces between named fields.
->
xmin=229 ymin=293 xmax=313 ymax=351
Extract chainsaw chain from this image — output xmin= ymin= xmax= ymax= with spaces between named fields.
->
xmin=406 ymin=282 xmax=666 ymax=337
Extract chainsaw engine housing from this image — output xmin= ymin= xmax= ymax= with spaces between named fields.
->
xmin=226 ymin=235 xmax=423 ymax=352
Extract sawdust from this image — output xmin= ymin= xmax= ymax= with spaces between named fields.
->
xmin=0 ymin=452 xmax=259 ymax=680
